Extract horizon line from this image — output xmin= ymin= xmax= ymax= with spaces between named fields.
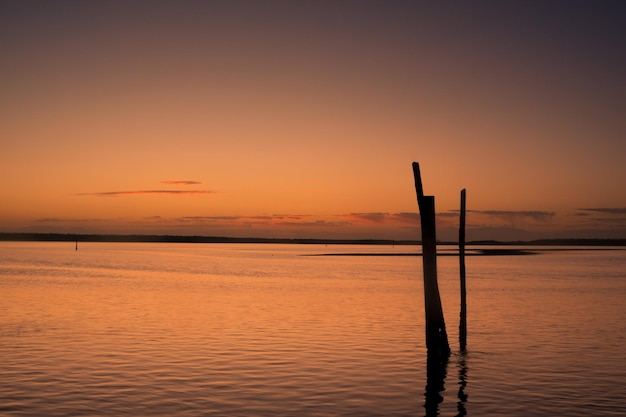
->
xmin=0 ymin=232 xmax=625 ymax=246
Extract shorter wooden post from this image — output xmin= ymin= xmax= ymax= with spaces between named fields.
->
xmin=459 ymin=189 xmax=467 ymax=352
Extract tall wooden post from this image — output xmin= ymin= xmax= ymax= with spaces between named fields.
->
xmin=459 ymin=189 xmax=467 ymax=352
xmin=412 ymin=162 xmax=450 ymax=359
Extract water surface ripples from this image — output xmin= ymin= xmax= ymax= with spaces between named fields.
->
xmin=1 ymin=242 xmax=625 ymax=416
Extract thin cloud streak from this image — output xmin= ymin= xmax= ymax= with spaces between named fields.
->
xmin=35 ymin=217 xmax=106 ymax=223
xmin=467 ymin=210 xmax=555 ymax=222
xmin=172 ymin=215 xmax=342 ymax=228
xmin=347 ymin=212 xmax=460 ymax=225
xmin=578 ymin=208 xmax=626 ymax=214
xmin=393 ymin=212 xmax=421 ymax=224
xmin=594 ymin=218 xmax=626 ymax=225
xmin=77 ymin=190 xmax=215 ymax=196
xmin=161 ymin=180 xmax=203 ymax=185
xmin=348 ymin=212 xmax=388 ymax=223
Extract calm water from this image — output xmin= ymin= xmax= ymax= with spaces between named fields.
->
xmin=1 ymin=242 xmax=625 ymax=416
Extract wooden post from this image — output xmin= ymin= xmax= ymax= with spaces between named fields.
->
xmin=459 ymin=189 xmax=467 ymax=352
xmin=412 ymin=162 xmax=450 ymax=359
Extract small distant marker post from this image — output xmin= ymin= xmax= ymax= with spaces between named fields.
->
xmin=459 ymin=189 xmax=467 ymax=352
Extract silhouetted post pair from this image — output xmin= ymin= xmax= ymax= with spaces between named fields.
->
xmin=412 ymin=162 xmax=468 ymax=355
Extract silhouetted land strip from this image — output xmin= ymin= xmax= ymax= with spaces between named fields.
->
xmin=1 ymin=233 xmax=625 ymax=247
xmin=306 ymin=248 xmax=539 ymax=256
xmin=0 ymin=233 xmax=412 ymax=245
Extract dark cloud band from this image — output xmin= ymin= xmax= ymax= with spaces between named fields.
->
xmin=578 ymin=208 xmax=626 ymax=214
xmin=77 ymin=190 xmax=215 ymax=196
xmin=161 ymin=180 xmax=203 ymax=185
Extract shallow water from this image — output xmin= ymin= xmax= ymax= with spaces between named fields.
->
xmin=1 ymin=242 xmax=625 ymax=416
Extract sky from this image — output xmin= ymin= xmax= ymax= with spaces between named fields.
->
xmin=1 ymin=0 xmax=625 ymax=241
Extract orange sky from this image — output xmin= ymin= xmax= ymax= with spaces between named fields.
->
xmin=1 ymin=1 xmax=625 ymax=241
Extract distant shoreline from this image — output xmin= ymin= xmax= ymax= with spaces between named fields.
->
xmin=305 ymin=249 xmax=540 ymax=256
xmin=0 ymin=233 xmax=624 ymax=247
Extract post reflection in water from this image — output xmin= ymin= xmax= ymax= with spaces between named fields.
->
xmin=423 ymin=352 xmax=469 ymax=417
xmin=424 ymin=353 xmax=448 ymax=417
xmin=456 ymin=353 xmax=468 ymax=417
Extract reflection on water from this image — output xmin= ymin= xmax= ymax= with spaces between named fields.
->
xmin=423 ymin=351 xmax=469 ymax=417
xmin=456 ymin=353 xmax=468 ymax=417
xmin=424 ymin=353 xmax=448 ymax=417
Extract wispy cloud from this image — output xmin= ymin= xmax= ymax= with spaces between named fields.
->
xmin=347 ymin=211 xmax=458 ymax=225
xmin=392 ymin=212 xmax=421 ymax=224
xmin=161 ymin=180 xmax=203 ymax=186
xmin=348 ymin=212 xmax=388 ymax=223
xmin=571 ymin=208 xmax=626 ymax=229
xmin=174 ymin=215 xmax=319 ymax=225
xmin=468 ymin=210 xmax=555 ymax=222
xmin=594 ymin=217 xmax=626 ymax=225
xmin=77 ymin=190 xmax=215 ymax=196
xmin=177 ymin=216 xmax=241 ymax=222
xmin=578 ymin=208 xmax=626 ymax=214
xmin=35 ymin=217 xmax=106 ymax=223
xmin=437 ymin=212 xmax=460 ymax=218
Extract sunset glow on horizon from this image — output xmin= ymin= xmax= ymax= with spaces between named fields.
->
xmin=2 ymin=1 xmax=625 ymax=241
